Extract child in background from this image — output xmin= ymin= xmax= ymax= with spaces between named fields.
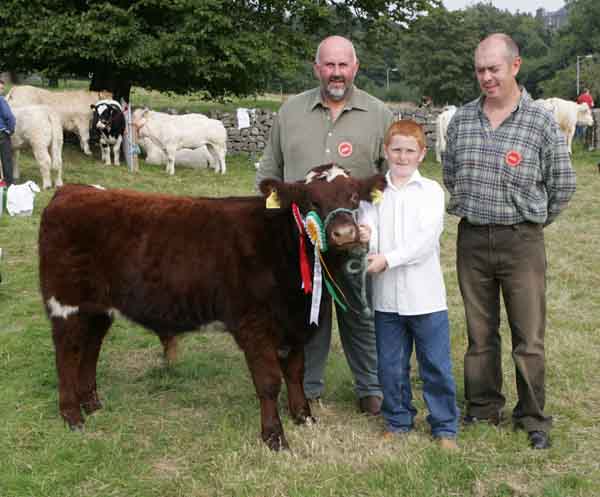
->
xmin=359 ymin=120 xmax=459 ymax=450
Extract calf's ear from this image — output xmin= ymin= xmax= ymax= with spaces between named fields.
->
xmin=259 ymin=179 xmax=307 ymax=210
xmin=358 ymin=174 xmax=387 ymax=203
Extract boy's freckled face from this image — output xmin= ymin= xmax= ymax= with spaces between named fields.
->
xmin=385 ymin=134 xmax=426 ymax=185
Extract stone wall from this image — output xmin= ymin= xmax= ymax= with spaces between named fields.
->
xmin=200 ymin=105 xmax=600 ymax=156
xmin=206 ymin=106 xmax=443 ymax=158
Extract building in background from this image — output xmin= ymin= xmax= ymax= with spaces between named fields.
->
xmin=536 ymin=6 xmax=569 ymax=31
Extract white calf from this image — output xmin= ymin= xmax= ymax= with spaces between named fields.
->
xmin=7 ymin=85 xmax=112 ymax=156
xmin=132 ymin=109 xmax=227 ymax=175
xmin=435 ymin=105 xmax=457 ymax=163
xmin=11 ymin=105 xmax=64 ymax=189
xmin=139 ymin=137 xmax=214 ymax=169
xmin=537 ymin=97 xmax=594 ymax=153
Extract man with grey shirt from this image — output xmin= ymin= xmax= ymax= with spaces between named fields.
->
xmin=256 ymin=35 xmax=393 ymax=414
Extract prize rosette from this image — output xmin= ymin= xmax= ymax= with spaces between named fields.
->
xmin=304 ymin=211 xmax=327 ymax=252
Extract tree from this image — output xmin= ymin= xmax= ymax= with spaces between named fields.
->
xmin=403 ymin=9 xmax=480 ymax=105
xmin=540 ymin=0 xmax=600 ymax=99
xmin=0 ymin=0 xmax=440 ymax=101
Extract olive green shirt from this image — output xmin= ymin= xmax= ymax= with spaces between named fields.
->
xmin=256 ymin=86 xmax=394 ymax=185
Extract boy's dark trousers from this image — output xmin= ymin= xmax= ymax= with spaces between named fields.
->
xmin=0 ymin=132 xmax=13 ymax=185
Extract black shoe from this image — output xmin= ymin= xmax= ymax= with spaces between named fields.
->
xmin=528 ymin=430 xmax=551 ymax=449
xmin=359 ymin=395 xmax=382 ymax=416
xmin=463 ymin=411 xmax=502 ymax=426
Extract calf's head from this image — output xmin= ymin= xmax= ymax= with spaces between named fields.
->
xmin=577 ymin=104 xmax=594 ymax=126
xmin=91 ymin=101 xmax=122 ymax=133
xmin=260 ymin=164 xmax=386 ymax=251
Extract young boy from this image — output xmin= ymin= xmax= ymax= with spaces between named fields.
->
xmin=359 ymin=120 xmax=459 ymax=450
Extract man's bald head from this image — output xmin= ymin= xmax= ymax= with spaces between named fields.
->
xmin=476 ymin=33 xmax=520 ymax=63
xmin=315 ymin=36 xmax=357 ymax=65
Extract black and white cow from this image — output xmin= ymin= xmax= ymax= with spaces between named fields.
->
xmin=91 ymin=100 xmax=126 ymax=166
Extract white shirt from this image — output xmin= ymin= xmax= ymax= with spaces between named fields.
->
xmin=359 ymin=169 xmax=447 ymax=315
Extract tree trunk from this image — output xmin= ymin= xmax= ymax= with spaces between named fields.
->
xmin=89 ymin=67 xmax=132 ymax=103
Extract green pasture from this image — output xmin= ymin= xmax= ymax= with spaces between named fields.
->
xmin=0 ymin=138 xmax=599 ymax=497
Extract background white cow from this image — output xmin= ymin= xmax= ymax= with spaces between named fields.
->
xmin=7 ymin=85 xmax=112 ymax=156
xmin=537 ymin=97 xmax=594 ymax=153
xmin=11 ymin=105 xmax=63 ymax=189
xmin=132 ymin=109 xmax=227 ymax=175
xmin=139 ymin=137 xmax=215 ymax=170
xmin=435 ymin=105 xmax=457 ymax=163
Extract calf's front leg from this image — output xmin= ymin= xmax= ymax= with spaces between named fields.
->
xmin=244 ymin=345 xmax=288 ymax=451
xmin=280 ymin=345 xmax=315 ymax=426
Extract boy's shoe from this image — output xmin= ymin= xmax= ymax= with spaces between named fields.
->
xmin=436 ymin=437 xmax=459 ymax=451
xmin=382 ymin=429 xmax=411 ymax=440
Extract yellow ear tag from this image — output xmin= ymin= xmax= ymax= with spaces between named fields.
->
xmin=370 ymin=188 xmax=383 ymax=205
xmin=266 ymin=190 xmax=281 ymax=209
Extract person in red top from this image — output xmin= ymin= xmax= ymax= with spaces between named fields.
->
xmin=575 ymin=88 xmax=594 ymax=141
xmin=577 ymin=88 xmax=594 ymax=108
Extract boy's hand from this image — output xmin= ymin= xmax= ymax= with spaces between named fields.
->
xmin=367 ymin=254 xmax=388 ymax=274
xmin=358 ymin=224 xmax=371 ymax=243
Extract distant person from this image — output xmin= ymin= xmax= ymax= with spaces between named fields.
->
xmin=256 ymin=35 xmax=394 ymax=415
xmin=575 ymin=88 xmax=594 ymax=141
xmin=576 ymin=87 xmax=594 ymax=109
xmin=0 ymin=78 xmax=16 ymax=186
xmin=359 ymin=120 xmax=459 ymax=450
xmin=443 ymin=33 xmax=576 ymax=450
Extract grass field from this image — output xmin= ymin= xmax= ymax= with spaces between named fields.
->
xmin=0 ymin=141 xmax=599 ymax=497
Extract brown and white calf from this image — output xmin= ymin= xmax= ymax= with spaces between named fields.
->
xmin=38 ymin=164 xmax=385 ymax=450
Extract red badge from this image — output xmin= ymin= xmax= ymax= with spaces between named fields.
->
xmin=505 ymin=150 xmax=522 ymax=167
xmin=338 ymin=141 xmax=353 ymax=158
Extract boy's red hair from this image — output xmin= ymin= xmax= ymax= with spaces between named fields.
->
xmin=385 ymin=119 xmax=426 ymax=150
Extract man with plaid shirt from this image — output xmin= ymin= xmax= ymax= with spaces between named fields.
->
xmin=443 ymin=33 xmax=576 ymax=450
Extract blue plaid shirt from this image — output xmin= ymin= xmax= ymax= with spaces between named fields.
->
xmin=443 ymin=89 xmax=576 ymax=226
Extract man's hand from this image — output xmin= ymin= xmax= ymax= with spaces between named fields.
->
xmin=367 ymin=254 xmax=388 ymax=274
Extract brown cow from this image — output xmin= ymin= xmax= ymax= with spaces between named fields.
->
xmin=38 ymin=164 xmax=386 ymax=450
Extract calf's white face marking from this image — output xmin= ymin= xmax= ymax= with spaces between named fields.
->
xmin=305 ymin=165 xmax=349 ymax=184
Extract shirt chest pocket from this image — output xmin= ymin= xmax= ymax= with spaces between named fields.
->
xmin=332 ymin=133 xmax=376 ymax=168
xmin=500 ymin=148 xmax=542 ymax=186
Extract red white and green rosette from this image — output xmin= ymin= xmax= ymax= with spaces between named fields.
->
xmin=305 ymin=211 xmax=328 ymax=252
xmin=303 ymin=211 xmax=324 ymax=324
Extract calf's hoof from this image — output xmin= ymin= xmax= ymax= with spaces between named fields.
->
xmin=68 ymin=421 xmax=85 ymax=432
xmin=262 ymin=431 xmax=289 ymax=451
xmin=81 ymin=397 xmax=103 ymax=415
xmin=61 ymin=410 xmax=85 ymax=431
xmin=293 ymin=410 xmax=317 ymax=426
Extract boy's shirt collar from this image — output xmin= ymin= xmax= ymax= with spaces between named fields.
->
xmin=385 ymin=169 xmax=424 ymax=190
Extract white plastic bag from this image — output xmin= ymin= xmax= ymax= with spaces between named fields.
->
xmin=6 ymin=181 xmax=41 ymax=216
